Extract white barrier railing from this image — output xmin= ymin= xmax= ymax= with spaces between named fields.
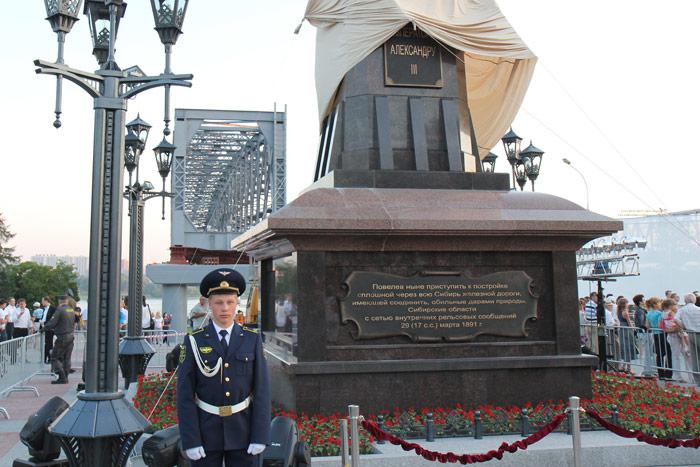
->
xmin=580 ymin=323 xmax=700 ymax=383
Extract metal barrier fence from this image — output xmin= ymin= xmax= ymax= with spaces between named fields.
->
xmin=0 ymin=329 xmax=185 ymax=419
xmin=580 ymin=324 xmax=700 ymax=384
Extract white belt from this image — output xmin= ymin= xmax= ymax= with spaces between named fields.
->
xmin=195 ymin=395 xmax=252 ymax=417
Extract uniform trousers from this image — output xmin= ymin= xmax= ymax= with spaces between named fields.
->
xmin=51 ymin=334 xmax=74 ymax=380
xmin=190 ymin=449 xmax=257 ymax=466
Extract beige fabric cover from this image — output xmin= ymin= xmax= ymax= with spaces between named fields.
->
xmin=303 ymin=0 xmax=537 ymax=158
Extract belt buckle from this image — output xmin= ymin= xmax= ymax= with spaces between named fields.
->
xmin=219 ymin=405 xmax=233 ymax=417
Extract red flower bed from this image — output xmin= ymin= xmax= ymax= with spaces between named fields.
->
xmin=133 ymin=371 xmax=699 ymax=457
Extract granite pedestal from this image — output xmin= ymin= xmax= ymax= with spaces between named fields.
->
xmin=232 ymin=172 xmax=621 ymax=414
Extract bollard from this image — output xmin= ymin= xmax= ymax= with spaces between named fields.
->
xmin=520 ymin=408 xmax=530 ymax=437
xmin=340 ymin=418 xmax=350 ymax=467
xmin=349 ymin=405 xmax=361 ymax=467
xmin=426 ymin=413 xmax=435 ymax=442
xmin=611 ymin=405 xmax=619 ymax=425
xmin=569 ymin=397 xmax=582 ymax=467
xmin=474 ymin=410 xmax=482 ymax=439
xmin=376 ymin=415 xmax=385 ymax=444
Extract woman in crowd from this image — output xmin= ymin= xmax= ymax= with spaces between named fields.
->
xmin=645 ymin=297 xmax=672 ymax=379
xmin=662 ymin=299 xmax=693 ymax=383
xmin=616 ymin=298 xmax=635 ymax=373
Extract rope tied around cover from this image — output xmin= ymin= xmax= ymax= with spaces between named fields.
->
xmin=361 ymin=412 xmax=567 ymax=464
xmin=585 ymin=409 xmax=700 ymax=449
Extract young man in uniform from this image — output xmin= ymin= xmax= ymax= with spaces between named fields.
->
xmin=177 ymin=268 xmax=271 ymax=466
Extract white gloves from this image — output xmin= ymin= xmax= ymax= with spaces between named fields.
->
xmin=185 ymin=444 xmax=265 ymax=459
xmin=247 ymin=443 xmax=266 ymax=455
xmin=185 ymin=446 xmax=206 ymax=460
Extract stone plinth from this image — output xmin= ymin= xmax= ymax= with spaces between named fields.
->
xmin=233 ymin=174 xmax=621 ymax=414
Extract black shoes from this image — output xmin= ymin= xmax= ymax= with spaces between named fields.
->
xmin=51 ymin=379 xmax=68 ymax=385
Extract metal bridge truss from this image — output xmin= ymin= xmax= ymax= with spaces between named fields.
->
xmin=184 ymin=122 xmax=272 ymax=232
xmin=171 ymin=108 xmax=286 ymax=251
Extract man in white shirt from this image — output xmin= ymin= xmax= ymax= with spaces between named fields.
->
xmin=189 ymin=296 xmax=210 ymax=330
xmin=5 ymin=297 xmax=16 ymax=339
xmin=142 ymin=296 xmax=153 ymax=331
xmin=0 ymin=299 xmax=8 ymax=342
xmin=676 ymin=293 xmax=700 ymax=385
xmin=12 ymin=298 xmax=31 ymax=338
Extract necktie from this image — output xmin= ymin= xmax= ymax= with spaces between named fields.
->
xmin=219 ymin=329 xmax=229 ymax=354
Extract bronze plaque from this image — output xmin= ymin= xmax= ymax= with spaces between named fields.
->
xmin=340 ymin=271 xmax=538 ymax=342
xmin=384 ymin=26 xmax=443 ymax=88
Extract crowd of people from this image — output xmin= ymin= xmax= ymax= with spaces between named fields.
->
xmin=580 ymin=289 xmax=700 ymax=385
xmin=0 ymin=296 xmax=86 ymax=342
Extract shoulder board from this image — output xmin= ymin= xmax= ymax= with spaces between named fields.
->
xmin=242 ymin=326 xmax=259 ymax=333
xmin=189 ymin=328 xmax=204 ymax=335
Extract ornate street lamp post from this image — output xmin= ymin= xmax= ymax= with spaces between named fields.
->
xmin=118 ymin=115 xmax=175 ymax=389
xmin=514 ymin=159 xmax=528 ymax=191
xmin=36 ymin=1 xmax=191 ymax=464
xmin=500 ymin=127 xmax=522 ymax=189
xmin=481 ymin=152 xmax=498 ymax=173
xmin=519 ymin=141 xmax=545 ymax=192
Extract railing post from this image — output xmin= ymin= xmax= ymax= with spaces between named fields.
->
xmin=569 ymin=397 xmax=582 ymax=467
xmin=340 ymin=418 xmax=350 ymax=467
xmin=520 ymin=408 xmax=530 ymax=437
xmin=474 ymin=410 xmax=482 ymax=439
xmin=349 ymin=405 xmax=360 ymax=467
xmin=376 ymin=415 xmax=385 ymax=444
xmin=425 ymin=412 xmax=435 ymax=442
xmin=611 ymin=405 xmax=619 ymax=425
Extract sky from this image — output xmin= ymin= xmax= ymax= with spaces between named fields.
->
xmin=1 ymin=0 xmax=699 ymax=266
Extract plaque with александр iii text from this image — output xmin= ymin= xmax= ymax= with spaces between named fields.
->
xmin=340 ymin=271 xmax=538 ymax=342
xmin=384 ymin=26 xmax=443 ymax=88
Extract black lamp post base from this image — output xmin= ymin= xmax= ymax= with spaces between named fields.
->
xmin=48 ymin=392 xmax=149 ymax=467
xmin=118 ymin=337 xmax=156 ymax=388
xmin=12 ymin=459 xmax=69 ymax=467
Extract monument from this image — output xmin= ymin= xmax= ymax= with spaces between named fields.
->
xmin=232 ymin=1 xmax=621 ymax=414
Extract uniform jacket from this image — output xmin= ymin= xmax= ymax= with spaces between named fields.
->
xmin=177 ymin=321 xmax=271 ymax=451
xmin=44 ymin=305 xmax=74 ymax=336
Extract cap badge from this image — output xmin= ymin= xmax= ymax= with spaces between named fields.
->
xmin=220 ymin=281 xmax=229 ymax=288
xmin=219 ymin=271 xmax=231 ymax=276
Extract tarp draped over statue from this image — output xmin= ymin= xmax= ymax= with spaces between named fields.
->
xmin=301 ymin=0 xmax=537 ymax=159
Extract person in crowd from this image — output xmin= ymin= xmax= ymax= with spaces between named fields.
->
xmin=73 ymin=306 xmax=82 ymax=330
xmin=32 ymin=302 xmax=43 ymax=325
xmin=662 ymin=298 xmax=693 ymax=383
xmin=671 ymin=293 xmax=681 ymax=304
xmin=631 ymin=294 xmax=649 ymax=363
xmin=189 ymin=296 xmax=210 ymax=330
xmin=119 ymin=298 xmax=128 ymax=332
xmin=275 ymin=298 xmax=287 ymax=332
xmin=616 ymin=298 xmax=635 ymax=373
xmin=0 ymin=299 xmax=8 ymax=342
xmin=582 ymin=292 xmax=599 ymax=353
xmin=604 ymin=298 xmax=619 ymax=327
xmin=43 ymin=292 xmax=76 ymax=384
xmin=645 ymin=297 xmax=671 ymax=379
xmin=5 ymin=297 xmax=16 ymax=339
xmin=142 ymin=295 xmax=153 ymax=333
xmin=675 ymin=293 xmax=700 ymax=385
xmin=40 ymin=296 xmax=56 ymax=363
xmin=12 ymin=298 xmax=31 ymax=338
xmin=665 ymin=290 xmax=673 ymax=299
xmin=153 ymin=311 xmax=164 ymax=345
xmin=163 ymin=312 xmax=172 ymax=344
xmin=80 ymin=305 xmax=88 ymax=331
xmin=659 ymin=299 xmax=677 ymax=380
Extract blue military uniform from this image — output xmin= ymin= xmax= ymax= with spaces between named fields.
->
xmin=177 ymin=269 xmax=271 ymax=466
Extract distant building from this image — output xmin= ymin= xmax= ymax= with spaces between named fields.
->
xmin=31 ymin=254 xmax=89 ymax=277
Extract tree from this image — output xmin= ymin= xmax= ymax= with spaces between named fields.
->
xmin=0 ymin=212 xmax=18 ymax=268
xmin=0 ymin=261 xmax=79 ymax=305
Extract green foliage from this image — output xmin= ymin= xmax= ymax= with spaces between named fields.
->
xmin=0 ymin=212 xmax=18 ymax=269
xmin=0 ymin=261 xmax=79 ymax=304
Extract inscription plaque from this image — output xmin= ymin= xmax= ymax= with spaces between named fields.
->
xmin=340 ymin=271 xmax=538 ymax=342
xmin=384 ymin=25 xmax=443 ymax=88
